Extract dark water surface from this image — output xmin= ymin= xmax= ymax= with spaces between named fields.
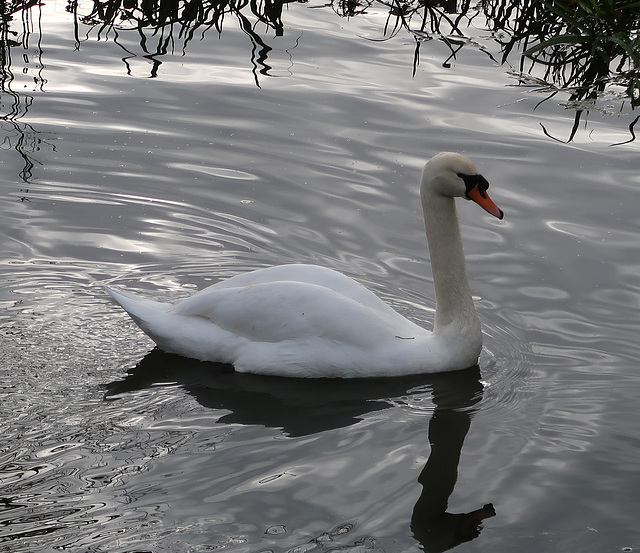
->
xmin=1 ymin=3 xmax=639 ymax=553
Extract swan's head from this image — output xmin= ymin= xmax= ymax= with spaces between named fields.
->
xmin=421 ymin=152 xmax=504 ymax=219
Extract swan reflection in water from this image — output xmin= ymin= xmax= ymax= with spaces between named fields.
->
xmin=410 ymin=368 xmax=496 ymax=551
xmin=105 ymin=351 xmax=495 ymax=551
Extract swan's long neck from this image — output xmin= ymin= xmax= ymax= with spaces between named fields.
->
xmin=422 ymin=192 xmax=480 ymax=335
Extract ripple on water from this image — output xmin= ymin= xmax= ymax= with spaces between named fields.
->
xmin=0 ymin=349 xmax=223 ymax=549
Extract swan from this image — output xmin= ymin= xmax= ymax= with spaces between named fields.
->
xmin=106 ymin=152 xmax=503 ymax=378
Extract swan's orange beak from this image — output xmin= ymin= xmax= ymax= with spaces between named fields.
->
xmin=468 ymin=186 xmax=504 ymax=220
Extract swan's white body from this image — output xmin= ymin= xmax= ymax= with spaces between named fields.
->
xmin=106 ymin=152 xmax=503 ymax=378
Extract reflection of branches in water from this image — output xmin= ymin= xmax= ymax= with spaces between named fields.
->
xmin=1 ymin=1 xmax=49 ymax=182
xmin=483 ymin=0 xmax=639 ymax=142
xmin=370 ymin=0 xmax=482 ymax=75
xmin=71 ymin=0 xmax=297 ymax=83
xmin=389 ymin=0 xmax=640 ymax=106
xmin=0 ymin=119 xmax=42 ymax=182
xmin=382 ymin=0 xmax=639 ymax=143
xmin=72 ymin=0 xmax=478 ymax=82
xmin=487 ymin=0 xmax=640 ymax=102
xmin=5 ymin=0 xmax=639 ymax=143
xmin=69 ymin=0 xmax=640 ymax=110
xmin=611 ymin=113 xmax=640 ymax=146
xmin=332 ymin=0 xmax=639 ymax=142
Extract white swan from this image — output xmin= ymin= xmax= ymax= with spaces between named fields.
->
xmin=106 ymin=152 xmax=503 ymax=378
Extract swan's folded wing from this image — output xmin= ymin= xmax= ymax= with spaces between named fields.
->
xmin=207 ymin=263 xmax=395 ymax=312
xmin=171 ymin=280 xmax=422 ymax=346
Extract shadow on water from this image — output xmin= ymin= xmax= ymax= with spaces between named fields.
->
xmin=105 ymin=350 xmax=496 ymax=551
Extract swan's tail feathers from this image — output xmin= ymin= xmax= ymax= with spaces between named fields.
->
xmin=104 ymin=286 xmax=172 ymax=330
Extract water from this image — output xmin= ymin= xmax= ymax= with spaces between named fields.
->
xmin=1 ymin=2 xmax=640 ymax=552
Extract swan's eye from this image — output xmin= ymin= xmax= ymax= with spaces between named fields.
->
xmin=458 ymin=173 xmax=490 ymax=199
